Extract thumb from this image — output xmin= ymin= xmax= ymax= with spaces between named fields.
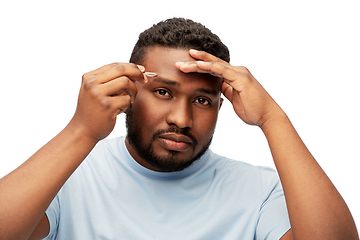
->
xmin=221 ymin=82 xmax=233 ymax=102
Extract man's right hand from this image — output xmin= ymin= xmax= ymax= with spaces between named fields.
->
xmin=0 ymin=63 xmax=147 ymax=240
xmin=70 ymin=63 xmax=147 ymax=142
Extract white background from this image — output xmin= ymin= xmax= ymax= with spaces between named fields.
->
xmin=1 ymin=0 xmax=359 ymax=231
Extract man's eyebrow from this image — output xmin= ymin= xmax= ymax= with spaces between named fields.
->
xmin=195 ymin=88 xmax=218 ymax=96
xmin=153 ymin=77 xmax=218 ymax=96
xmin=153 ymin=78 xmax=180 ymax=86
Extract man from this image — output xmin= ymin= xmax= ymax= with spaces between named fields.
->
xmin=0 ymin=18 xmax=358 ymax=240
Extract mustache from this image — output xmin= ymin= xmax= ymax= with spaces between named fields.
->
xmin=152 ymin=127 xmax=198 ymax=146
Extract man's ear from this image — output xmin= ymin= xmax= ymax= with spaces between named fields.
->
xmin=219 ymin=97 xmax=224 ymax=110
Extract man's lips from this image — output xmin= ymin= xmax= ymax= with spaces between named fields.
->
xmin=158 ymin=133 xmax=193 ymax=152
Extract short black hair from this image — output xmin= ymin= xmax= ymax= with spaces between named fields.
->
xmin=129 ymin=18 xmax=230 ymax=64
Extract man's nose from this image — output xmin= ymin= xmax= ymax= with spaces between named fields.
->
xmin=166 ymin=100 xmax=193 ymax=129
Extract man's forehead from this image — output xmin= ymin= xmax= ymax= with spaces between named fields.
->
xmin=142 ymin=47 xmax=222 ymax=91
xmin=143 ymin=47 xmax=194 ymax=67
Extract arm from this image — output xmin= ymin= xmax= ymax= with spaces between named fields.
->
xmin=176 ymin=49 xmax=359 ymax=240
xmin=260 ymin=107 xmax=358 ymax=239
xmin=0 ymin=63 xmax=146 ymax=240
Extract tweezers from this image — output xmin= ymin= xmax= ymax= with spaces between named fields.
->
xmin=144 ymin=72 xmax=158 ymax=77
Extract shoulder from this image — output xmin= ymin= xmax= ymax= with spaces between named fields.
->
xmin=63 ymin=137 xmax=126 ymax=186
xmin=80 ymin=136 xmax=126 ymax=168
xmin=205 ymin=150 xmax=278 ymax=178
xmin=203 ymin=150 xmax=281 ymax=193
xmin=88 ymin=136 xmax=125 ymax=156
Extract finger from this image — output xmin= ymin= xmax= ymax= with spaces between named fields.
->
xmin=175 ymin=61 xmax=209 ymax=74
xmin=87 ymin=63 xmax=146 ymax=85
xmin=189 ymin=49 xmax=227 ymax=64
xmin=196 ymin=61 xmax=239 ymax=83
xmin=176 ymin=60 xmax=237 ymax=81
xmin=136 ymin=65 xmax=149 ymax=83
xmin=111 ymin=94 xmax=132 ymax=114
xmin=221 ymin=82 xmax=230 ymax=99
xmin=103 ymin=76 xmax=138 ymax=102
xmin=82 ymin=63 xmax=144 ymax=82
xmin=83 ymin=63 xmax=115 ymax=77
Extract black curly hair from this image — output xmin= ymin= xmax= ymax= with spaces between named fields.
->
xmin=129 ymin=18 xmax=230 ymax=64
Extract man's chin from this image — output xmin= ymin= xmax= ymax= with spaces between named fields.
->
xmin=148 ymin=159 xmax=194 ymax=172
xmin=140 ymin=149 xmax=196 ymax=172
xmin=144 ymin=141 xmax=212 ymax=172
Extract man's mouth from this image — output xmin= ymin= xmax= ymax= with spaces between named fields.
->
xmin=158 ymin=133 xmax=193 ymax=152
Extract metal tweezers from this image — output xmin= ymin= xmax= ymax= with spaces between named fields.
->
xmin=144 ymin=72 xmax=158 ymax=77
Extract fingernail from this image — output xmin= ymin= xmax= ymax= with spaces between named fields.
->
xmin=137 ymin=65 xmax=145 ymax=72
xmin=197 ymin=60 xmax=210 ymax=66
xmin=197 ymin=61 xmax=212 ymax=69
xmin=175 ymin=62 xmax=185 ymax=67
xmin=190 ymin=49 xmax=199 ymax=54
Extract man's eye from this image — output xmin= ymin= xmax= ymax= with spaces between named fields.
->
xmin=155 ymin=89 xmax=171 ymax=97
xmin=195 ymin=98 xmax=211 ymax=106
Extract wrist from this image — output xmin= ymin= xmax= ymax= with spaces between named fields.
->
xmin=259 ymin=107 xmax=289 ymax=135
xmin=65 ymin=118 xmax=101 ymax=146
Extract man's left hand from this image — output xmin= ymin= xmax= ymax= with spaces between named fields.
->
xmin=175 ymin=49 xmax=282 ymax=127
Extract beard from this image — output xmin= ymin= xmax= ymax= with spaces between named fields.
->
xmin=125 ymin=105 xmax=213 ymax=172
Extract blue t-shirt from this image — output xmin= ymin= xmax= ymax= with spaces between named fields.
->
xmin=45 ymin=136 xmax=291 ymax=240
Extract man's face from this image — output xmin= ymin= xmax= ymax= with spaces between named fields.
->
xmin=125 ymin=47 xmax=223 ymax=172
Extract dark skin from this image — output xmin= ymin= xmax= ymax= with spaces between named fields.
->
xmin=0 ymin=47 xmax=358 ymax=239
xmin=126 ymin=47 xmax=223 ymax=172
